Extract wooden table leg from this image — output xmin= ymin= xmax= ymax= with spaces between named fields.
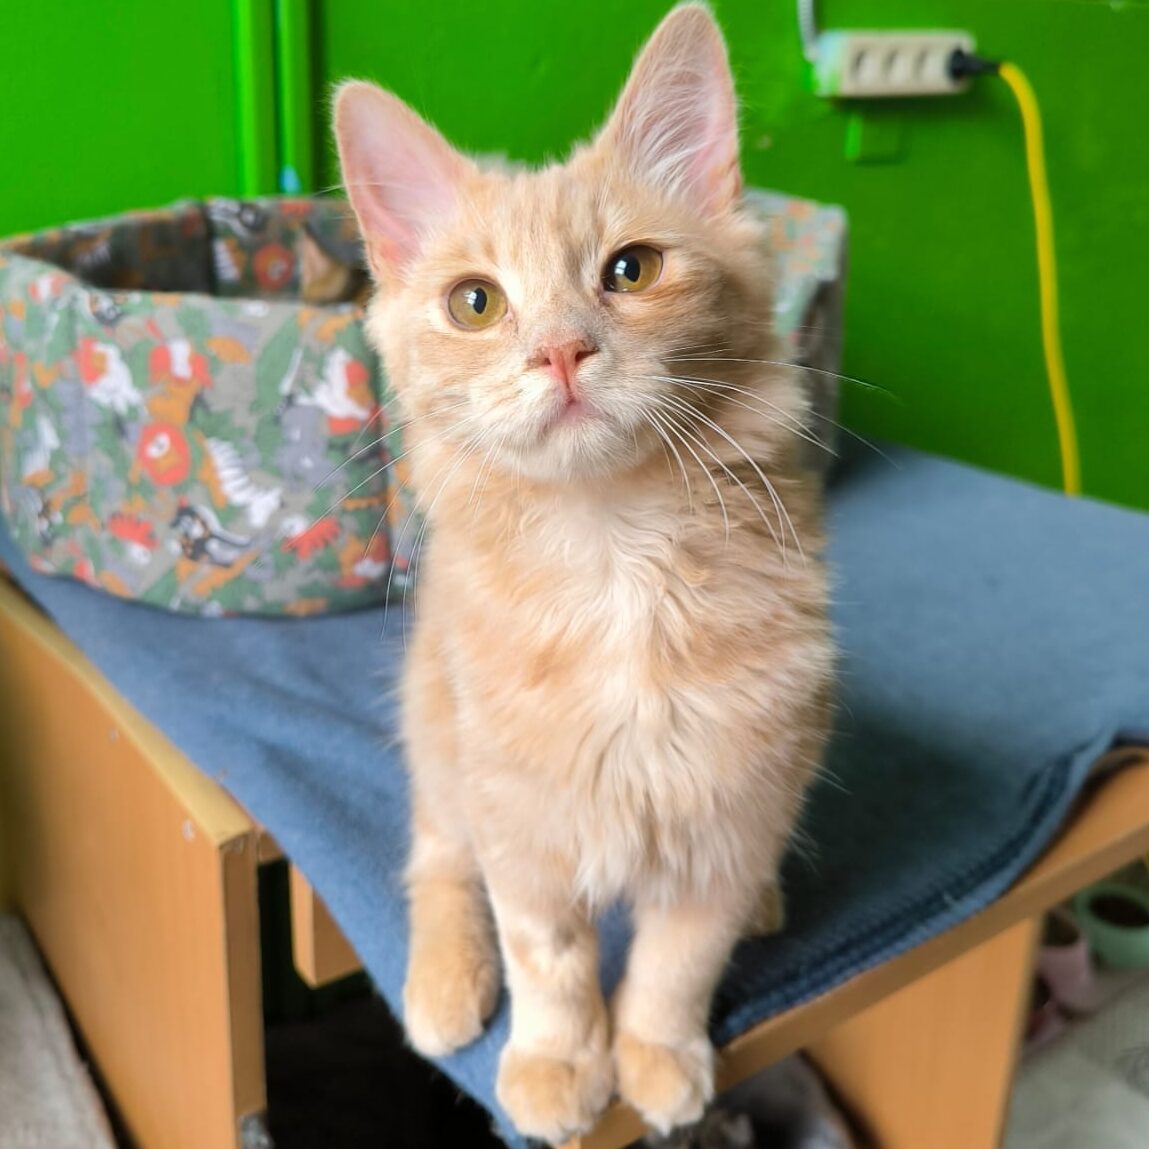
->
xmin=808 ymin=916 xmax=1040 ymax=1149
xmin=289 ymin=863 xmax=362 ymax=986
xmin=0 ymin=582 xmax=267 ymax=1149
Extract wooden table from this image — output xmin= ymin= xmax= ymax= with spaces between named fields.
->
xmin=2 ymin=573 xmax=1147 ymax=1149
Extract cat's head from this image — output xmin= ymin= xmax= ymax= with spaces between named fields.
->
xmin=335 ymin=4 xmax=779 ymax=484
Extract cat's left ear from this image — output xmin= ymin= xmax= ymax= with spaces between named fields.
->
xmin=596 ymin=4 xmax=741 ymax=215
xmin=334 ymin=81 xmax=475 ymax=281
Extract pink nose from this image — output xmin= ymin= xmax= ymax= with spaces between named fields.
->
xmin=530 ymin=337 xmax=598 ymax=398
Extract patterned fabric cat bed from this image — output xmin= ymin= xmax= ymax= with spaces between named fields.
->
xmin=1 ymin=446 xmax=1147 ymax=1146
xmin=0 ymin=193 xmax=844 ymax=616
xmin=0 ymin=197 xmax=399 ymax=616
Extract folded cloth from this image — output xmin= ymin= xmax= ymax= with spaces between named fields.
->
xmin=2 ymin=444 xmax=1147 ymax=1145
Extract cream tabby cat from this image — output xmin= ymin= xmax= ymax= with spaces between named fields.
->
xmin=335 ymin=5 xmax=833 ymax=1143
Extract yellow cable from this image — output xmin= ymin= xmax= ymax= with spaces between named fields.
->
xmin=998 ymin=62 xmax=1082 ymax=496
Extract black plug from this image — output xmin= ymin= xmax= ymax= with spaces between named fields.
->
xmin=949 ymin=48 xmax=1001 ymax=81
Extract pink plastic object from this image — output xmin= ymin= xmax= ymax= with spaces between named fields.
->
xmin=1036 ymin=906 xmax=1104 ymax=1015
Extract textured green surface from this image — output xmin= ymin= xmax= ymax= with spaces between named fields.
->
xmin=274 ymin=0 xmax=317 ymax=193
xmin=0 ymin=198 xmax=398 ymax=615
xmin=315 ymin=0 xmax=1149 ymax=510
xmin=0 ymin=1 xmax=249 ymax=235
xmin=233 ymin=0 xmax=279 ymax=196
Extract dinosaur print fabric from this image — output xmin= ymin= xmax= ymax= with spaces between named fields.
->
xmin=0 ymin=198 xmax=417 ymax=616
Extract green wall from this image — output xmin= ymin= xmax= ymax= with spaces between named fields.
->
xmin=1 ymin=2 xmax=1145 ymax=509
xmin=0 ymin=2 xmax=261 ymax=237
xmin=315 ymin=0 xmax=1149 ymax=510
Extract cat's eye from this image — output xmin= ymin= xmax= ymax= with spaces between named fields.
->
xmin=446 ymin=278 xmax=507 ymax=330
xmin=602 ymin=245 xmax=663 ymax=293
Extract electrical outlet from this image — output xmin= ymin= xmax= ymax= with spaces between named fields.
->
xmin=813 ymin=30 xmax=975 ymax=98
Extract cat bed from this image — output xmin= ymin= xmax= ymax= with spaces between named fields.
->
xmin=0 ymin=192 xmax=845 ymax=617
xmin=0 ymin=196 xmax=400 ymax=616
xmin=2 ymin=445 xmax=1147 ymax=1146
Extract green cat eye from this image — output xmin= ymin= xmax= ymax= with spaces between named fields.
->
xmin=447 ymin=278 xmax=508 ymax=330
xmin=602 ymin=245 xmax=663 ymax=293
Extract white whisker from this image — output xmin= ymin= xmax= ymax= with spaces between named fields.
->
xmin=658 ymin=390 xmax=803 ymax=559
xmin=312 ymin=398 xmax=469 ymax=492
xmin=650 ymin=373 xmax=832 ymax=456
xmin=360 ymin=481 xmax=405 ymax=565
xmin=651 ymin=398 xmax=778 ymax=551
xmin=405 ymin=435 xmax=488 ymax=641
xmin=640 ymin=411 xmax=693 ymax=514
xmin=647 ymin=406 xmax=731 ymax=543
xmin=655 ymin=392 xmax=802 ymax=562
xmin=663 ymin=355 xmax=893 ymax=399
xmin=300 ymin=410 xmax=482 ymax=551
xmin=466 ymin=427 xmax=500 ymax=512
xmin=659 ymin=372 xmax=893 ymax=465
xmin=377 ymin=415 xmax=482 ymax=631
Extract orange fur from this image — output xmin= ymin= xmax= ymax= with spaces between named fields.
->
xmin=335 ymin=6 xmax=833 ymax=1141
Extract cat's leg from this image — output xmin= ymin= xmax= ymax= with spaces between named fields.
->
xmin=486 ymin=875 xmax=614 ymax=1144
xmin=402 ymin=801 xmax=499 ymax=1056
xmin=401 ymin=628 xmax=500 ymax=1057
xmin=612 ymin=888 xmax=751 ymax=1134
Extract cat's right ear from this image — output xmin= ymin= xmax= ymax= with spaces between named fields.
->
xmin=594 ymin=4 xmax=741 ymax=216
xmin=334 ymin=82 xmax=473 ymax=281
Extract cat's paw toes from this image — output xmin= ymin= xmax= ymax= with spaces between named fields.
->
xmin=403 ymin=945 xmax=500 ymax=1057
xmin=614 ymin=1032 xmax=714 ymax=1134
xmin=496 ymin=1044 xmax=615 ymax=1145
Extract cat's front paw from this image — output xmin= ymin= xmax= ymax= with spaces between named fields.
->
xmin=403 ymin=943 xmax=500 ymax=1057
xmin=614 ymin=1032 xmax=714 ymax=1134
xmin=496 ymin=1043 xmax=615 ymax=1145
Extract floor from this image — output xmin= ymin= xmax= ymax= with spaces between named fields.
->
xmin=1004 ymin=971 xmax=1149 ymax=1149
xmin=0 ymin=914 xmax=115 ymax=1149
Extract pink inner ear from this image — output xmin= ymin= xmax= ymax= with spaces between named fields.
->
xmin=335 ymin=82 xmax=471 ymax=275
xmin=599 ymin=6 xmax=741 ymax=214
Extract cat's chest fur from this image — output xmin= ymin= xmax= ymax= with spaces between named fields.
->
xmin=455 ymin=490 xmax=710 ymax=697
xmin=433 ymin=485 xmax=800 ymax=901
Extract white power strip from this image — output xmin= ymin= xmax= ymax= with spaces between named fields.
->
xmin=813 ymin=30 xmax=975 ymax=98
